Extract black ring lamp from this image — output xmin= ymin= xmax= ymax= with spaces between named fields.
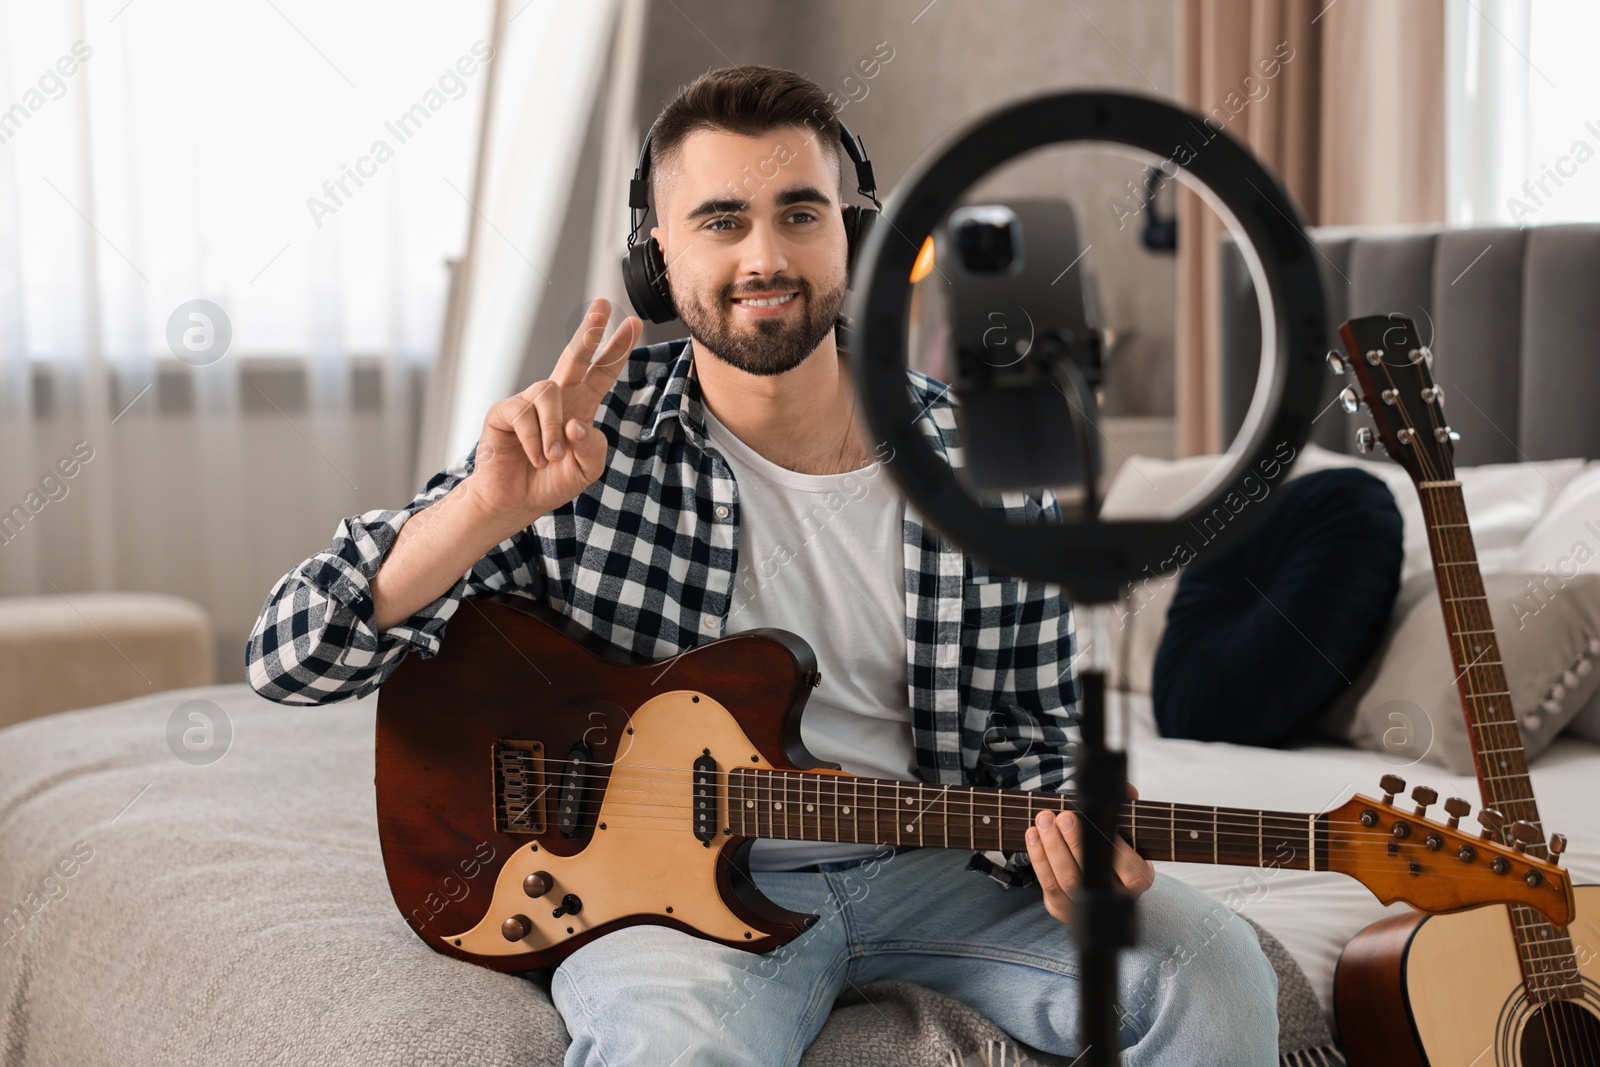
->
xmin=844 ymin=90 xmax=1327 ymax=1067
xmin=846 ymin=89 xmax=1327 ymax=603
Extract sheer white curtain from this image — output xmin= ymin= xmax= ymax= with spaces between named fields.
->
xmin=0 ymin=0 xmax=491 ymax=679
xmin=1446 ymin=0 xmax=1600 ymax=225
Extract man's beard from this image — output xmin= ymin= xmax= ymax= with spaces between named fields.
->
xmin=676 ymin=273 xmax=847 ymax=377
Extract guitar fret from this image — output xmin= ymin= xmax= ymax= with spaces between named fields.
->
xmin=941 ymin=785 xmax=949 ymax=850
xmin=806 ymin=775 xmax=815 ymax=841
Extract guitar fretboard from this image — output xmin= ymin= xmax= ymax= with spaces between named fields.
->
xmin=1419 ymin=481 xmax=1580 ymax=1001
xmin=725 ymin=768 xmax=1325 ymax=870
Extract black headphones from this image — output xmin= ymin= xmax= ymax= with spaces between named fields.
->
xmin=621 ymin=116 xmax=883 ymax=324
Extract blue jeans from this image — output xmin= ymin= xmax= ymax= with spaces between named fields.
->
xmin=548 ymin=846 xmax=1278 ymax=1066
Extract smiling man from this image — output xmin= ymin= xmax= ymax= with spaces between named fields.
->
xmin=246 ymin=64 xmax=1278 ymax=1067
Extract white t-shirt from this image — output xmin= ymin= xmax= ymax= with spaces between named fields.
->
xmin=699 ymin=402 xmax=918 ymax=871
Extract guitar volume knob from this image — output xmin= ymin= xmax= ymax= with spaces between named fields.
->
xmin=502 ymin=914 xmax=532 ymax=942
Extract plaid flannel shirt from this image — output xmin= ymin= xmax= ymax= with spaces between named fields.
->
xmin=245 ymin=337 xmax=1079 ymax=887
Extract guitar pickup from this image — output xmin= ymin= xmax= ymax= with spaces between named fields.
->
xmin=692 ymin=753 xmax=718 ymax=845
xmin=494 ymin=739 xmax=547 ymax=834
xmin=556 ymin=740 xmax=595 ymax=838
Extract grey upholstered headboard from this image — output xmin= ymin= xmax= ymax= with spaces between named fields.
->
xmin=1219 ymin=223 xmax=1600 ymax=465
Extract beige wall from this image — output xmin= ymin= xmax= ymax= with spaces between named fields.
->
xmin=630 ymin=0 xmax=1179 ymax=415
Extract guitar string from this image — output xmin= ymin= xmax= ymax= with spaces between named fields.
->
xmin=1374 ymin=338 xmax=1589 ymax=1055
xmin=495 ymin=756 xmax=1542 ymax=846
xmin=483 ymin=808 xmax=1563 ymax=906
xmin=485 ymin=763 xmax=1564 ymax=873
xmin=497 ymin=758 xmax=1503 ymax=842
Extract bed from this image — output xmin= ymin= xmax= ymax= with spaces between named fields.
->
xmin=1 ymin=677 xmax=1594 ymax=1066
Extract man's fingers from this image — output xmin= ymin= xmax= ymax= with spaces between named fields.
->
xmin=583 ymin=314 xmax=640 ymax=383
xmin=552 ymin=300 xmax=638 ymax=391
xmin=493 ymin=392 xmax=549 ymax=470
xmin=1112 ymin=838 xmax=1156 ymax=895
xmin=1053 ymin=805 xmax=1154 ymax=898
xmin=1031 ymin=809 xmax=1083 ymax=923
xmin=532 ymin=383 xmax=566 ymax=462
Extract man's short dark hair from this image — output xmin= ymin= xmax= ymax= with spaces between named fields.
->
xmin=648 ymin=64 xmax=844 ymax=205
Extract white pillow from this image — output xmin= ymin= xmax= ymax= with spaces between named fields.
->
xmin=1511 ymin=461 xmax=1600 ymax=579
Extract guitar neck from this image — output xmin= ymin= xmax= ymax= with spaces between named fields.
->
xmin=1417 ymin=482 xmax=1545 ymax=835
xmin=1417 ymin=480 xmax=1583 ymax=1001
xmin=728 ymin=767 xmax=1324 ymax=871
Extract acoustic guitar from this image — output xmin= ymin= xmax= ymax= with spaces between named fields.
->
xmin=1329 ymin=314 xmax=1600 ymax=1065
xmin=373 ymin=590 xmax=1570 ymax=974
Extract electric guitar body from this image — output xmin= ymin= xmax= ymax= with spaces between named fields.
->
xmin=374 ymin=591 xmax=832 ymax=973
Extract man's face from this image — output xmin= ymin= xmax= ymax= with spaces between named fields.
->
xmin=650 ymin=125 xmax=848 ymax=377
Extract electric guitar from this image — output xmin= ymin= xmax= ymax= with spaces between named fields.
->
xmin=373 ymin=590 xmax=1571 ymax=974
xmin=1329 ymin=314 xmax=1600 ymax=1065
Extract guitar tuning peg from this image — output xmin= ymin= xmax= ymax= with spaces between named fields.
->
xmin=1339 ymin=386 xmax=1361 ymax=414
xmin=1326 ymin=349 xmax=1347 ymax=375
xmin=1509 ymin=821 xmax=1541 ymax=853
xmin=1478 ymin=807 xmax=1506 ymax=841
xmin=1365 ymin=348 xmax=1383 ymax=366
xmin=1380 ymin=774 xmax=1406 ymax=805
xmin=1549 ymin=833 xmax=1567 ymax=865
xmin=1410 ymin=785 xmax=1438 ymax=816
xmin=1423 ymin=385 xmax=1445 ymax=405
xmin=1434 ymin=426 xmax=1457 ymax=444
xmin=1356 ymin=427 xmax=1376 ymax=454
xmin=1443 ymin=796 xmax=1471 ymax=829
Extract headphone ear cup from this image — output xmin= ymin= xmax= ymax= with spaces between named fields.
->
xmin=841 ymin=206 xmax=878 ymax=286
xmin=622 ymin=236 xmax=677 ymax=323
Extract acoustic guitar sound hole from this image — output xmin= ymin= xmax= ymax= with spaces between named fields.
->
xmin=1518 ymin=998 xmax=1600 ymax=1066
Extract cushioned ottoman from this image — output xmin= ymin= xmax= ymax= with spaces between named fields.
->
xmin=0 ymin=592 xmax=214 ymax=730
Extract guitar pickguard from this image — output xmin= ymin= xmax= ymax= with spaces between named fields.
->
xmin=443 ymin=689 xmax=811 ymax=957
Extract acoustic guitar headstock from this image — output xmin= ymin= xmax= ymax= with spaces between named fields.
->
xmin=1329 ymin=314 xmax=1458 ymax=485
xmin=1325 ymin=774 xmax=1574 ymax=926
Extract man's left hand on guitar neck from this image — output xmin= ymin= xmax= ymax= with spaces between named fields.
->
xmin=1025 ymin=784 xmax=1156 ymax=925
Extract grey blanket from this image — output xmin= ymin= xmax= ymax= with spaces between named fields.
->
xmin=0 ymin=685 xmax=1337 ymax=1065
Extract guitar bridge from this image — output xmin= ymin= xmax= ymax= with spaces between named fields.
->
xmin=494 ymin=740 xmax=548 ymax=834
